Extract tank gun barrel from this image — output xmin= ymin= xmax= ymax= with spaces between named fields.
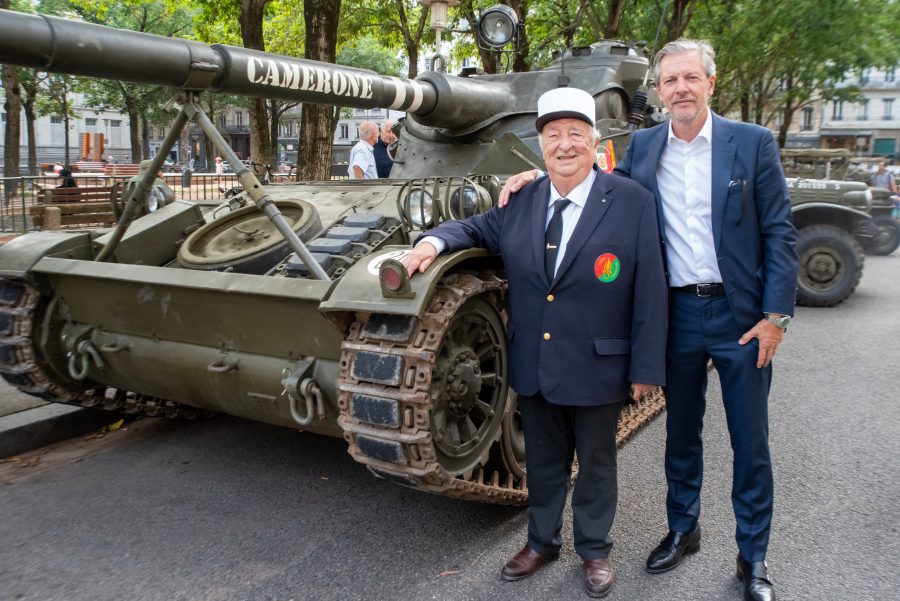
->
xmin=0 ymin=10 xmax=441 ymax=115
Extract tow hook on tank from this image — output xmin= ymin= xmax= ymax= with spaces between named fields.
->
xmin=67 ymin=340 xmax=104 ymax=381
xmin=283 ymin=365 xmax=325 ymax=426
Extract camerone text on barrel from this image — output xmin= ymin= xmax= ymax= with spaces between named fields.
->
xmin=247 ymin=58 xmax=374 ymax=100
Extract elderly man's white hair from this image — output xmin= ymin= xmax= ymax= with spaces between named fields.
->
xmin=359 ymin=121 xmax=378 ymax=139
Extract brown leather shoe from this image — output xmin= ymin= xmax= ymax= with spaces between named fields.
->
xmin=582 ymin=558 xmax=615 ymax=598
xmin=499 ymin=545 xmax=558 ymax=581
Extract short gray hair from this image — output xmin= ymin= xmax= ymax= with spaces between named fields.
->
xmin=653 ymin=38 xmax=716 ymax=83
xmin=359 ymin=121 xmax=378 ymax=139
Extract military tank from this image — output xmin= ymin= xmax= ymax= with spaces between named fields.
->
xmin=0 ymin=9 xmax=666 ymax=505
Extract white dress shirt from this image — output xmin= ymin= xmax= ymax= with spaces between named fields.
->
xmin=420 ymin=170 xmax=596 ymax=278
xmin=348 ymin=139 xmax=377 ymax=179
xmin=656 ymin=108 xmax=723 ymax=287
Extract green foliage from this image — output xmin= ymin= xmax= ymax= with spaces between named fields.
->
xmin=337 ymin=34 xmax=405 ymax=76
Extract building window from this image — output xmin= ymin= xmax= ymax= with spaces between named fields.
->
xmin=775 ymin=112 xmax=783 ymax=128
xmin=109 ymin=119 xmax=122 ymax=146
xmin=859 ymin=69 xmax=870 ymax=85
xmin=218 ymin=114 xmax=226 ymax=128
xmin=801 ymin=107 xmax=813 ymax=131
xmin=886 ymin=68 xmax=896 ymax=83
xmin=339 ymin=123 xmax=349 ymax=139
xmin=236 ymin=112 xmax=243 ymax=126
xmin=858 ymin=99 xmax=868 ymax=121
xmin=884 ymin=98 xmax=894 ymax=120
xmin=832 ymin=100 xmax=843 ymax=121
xmin=51 ymin=115 xmax=64 ymax=145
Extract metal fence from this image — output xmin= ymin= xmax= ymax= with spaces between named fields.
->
xmin=0 ymin=169 xmax=348 ymax=233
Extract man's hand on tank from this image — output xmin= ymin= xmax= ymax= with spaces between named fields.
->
xmin=498 ymin=169 xmax=541 ymax=208
xmin=630 ymin=382 xmax=655 ymax=401
xmin=402 ymin=242 xmax=438 ymax=277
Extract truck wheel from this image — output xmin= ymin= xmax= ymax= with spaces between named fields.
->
xmin=864 ymin=217 xmax=900 ymax=256
xmin=796 ymin=225 xmax=864 ymax=307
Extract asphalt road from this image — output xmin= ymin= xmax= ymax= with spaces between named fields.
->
xmin=1 ymin=255 xmax=898 ymax=601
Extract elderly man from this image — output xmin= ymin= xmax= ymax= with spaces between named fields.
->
xmin=348 ymin=121 xmax=378 ymax=179
xmin=373 ymin=119 xmax=396 ymax=178
xmin=403 ymin=87 xmax=668 ymax=598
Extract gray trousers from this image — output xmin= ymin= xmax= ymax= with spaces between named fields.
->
xmin=519 ymin=393 xmax=623 ymax=561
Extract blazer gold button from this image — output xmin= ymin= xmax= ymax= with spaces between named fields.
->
xmin=543 ymin=332 xmax=551 ymax=340
xmin=547 ymin=294 xmax=554 ymax=302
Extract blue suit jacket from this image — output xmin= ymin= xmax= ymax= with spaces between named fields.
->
xmin=421 ymin=167 xmax=668 ymax=406
xmin=615 ymin=113 xmax=799 ymax=330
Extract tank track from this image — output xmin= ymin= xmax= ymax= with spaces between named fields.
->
xmin=0 ymin=279 xmax=208 ymax=419
xmin=336 ymin=272 xmax=667 ymax=505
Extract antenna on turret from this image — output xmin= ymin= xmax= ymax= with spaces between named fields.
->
xmin=558 ymin=46 xmax=570 ymax=87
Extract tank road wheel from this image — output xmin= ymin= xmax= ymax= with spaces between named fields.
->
xmin=429 ymin=295 xmax=507 ymax=475
xmin=865 ymin=217 xmax=900 ymax=256
xmin=336 ymin=273 xmax=529 ymax=505
xmin=795 ymin=225 xmax=864 ymax=307
xmin=496 ymin=391 xmax=526 ymax=478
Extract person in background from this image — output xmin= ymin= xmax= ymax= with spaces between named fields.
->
xmin=402 ymin=86 xmax=668 ymax=599
xmin=869 ymin=160 xmax=897 ymax=193
xmin=347 ymin=122 xmax=379 ymax=179
xmin=373 ymin=119 xmax=396 ymax=178
xmin=57 ymin=165 xmax=77 ymax=188
xmin=214 ymin=156 xmax=225 ymax=178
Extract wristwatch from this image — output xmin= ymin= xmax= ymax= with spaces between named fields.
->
xmin=765 ymin=313 xmax=791 ymax=330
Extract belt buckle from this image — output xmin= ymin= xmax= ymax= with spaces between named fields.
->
xmin=695 ymin=283 xmax=713 ymax=297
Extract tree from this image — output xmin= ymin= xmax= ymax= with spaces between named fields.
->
xmin=297 ymin=0 xmax=342 ymax=181
xmin=18 ymin=70 xmax=46 ymax=175
xmin=1 ymin=0 xmax=22 ymax=192
xmin=36 ymin=74 xmax=77 ymax=165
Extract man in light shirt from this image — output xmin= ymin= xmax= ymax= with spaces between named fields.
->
xmin=498 ymin=39 xmax=797 ymax=601
xmin=404 ymin=87 xmax=668 ymax=598
xmin=617 ymin=39 xmax=797 ymax=601
xmin=347 ymin=121 xmax=378 ymax=179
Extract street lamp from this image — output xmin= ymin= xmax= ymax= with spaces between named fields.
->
xmin=477 ymin=4 xmax=519 ymax=50
xmin=419 ymin=0 xmax=459 ymax=72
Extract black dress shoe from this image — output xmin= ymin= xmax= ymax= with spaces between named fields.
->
xmin=736 ymin=555 xmax=776 ymax=601
xmin=645 ymin=526 xmax=701 ymax=574
xmin=499 ymin=545 xmax=558 ymax=581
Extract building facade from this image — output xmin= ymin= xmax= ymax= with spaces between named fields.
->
xmin=820 ymin=67 xmax=899 ymax=156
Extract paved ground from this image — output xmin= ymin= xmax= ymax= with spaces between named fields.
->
xmin=0 ymin=254 xmax=897 ymax=600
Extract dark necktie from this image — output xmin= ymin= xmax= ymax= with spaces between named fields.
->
xmin=545 ymin=198 xmax=571 ymax=281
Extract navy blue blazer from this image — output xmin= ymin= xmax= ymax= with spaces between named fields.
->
xmin=421 ymin=167 xmax=668 ymax=407
xmin=615 ymin=113 xmax=799 ymax=331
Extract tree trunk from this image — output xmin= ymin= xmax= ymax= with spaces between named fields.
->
xmin=268 ymin=99 xmax=279 ymax=160
xmin=2 ymin=64 xmax=21 ymax=201
xmin=122 ymin=91 xmax=142 ymax=162
xmin=509 ymin=0 xmax=530 ymax=72
xmin=665 ymin=0 xmax=697 ymax=42
xmin=395 ymin=0 xmax=428 ymax=79
xmin=604 ymin=0 xmax=627 ymax=39
xmin=460 ymin=1 xmax=497 ymax=73
xmin=239 ymin=0 xmax=274 ymax=167
xmin=141 ymin=115 xmax=151 ymax=160
xmin=23 ymin=94 xmax=37 ymax=176
xmin=298 ymin=0 xmax=341 ymax=181
xmin=62 ymin=92 xmax=71 ymax=166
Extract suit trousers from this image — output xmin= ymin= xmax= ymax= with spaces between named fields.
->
xmin=518 ymin=392 xmax=623 ymax=560
xmin=664 ymin=291 xmax=773 ymax=562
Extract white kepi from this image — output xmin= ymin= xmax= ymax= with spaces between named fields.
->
xmin=535 ymin=87 xmax=597 ymax=131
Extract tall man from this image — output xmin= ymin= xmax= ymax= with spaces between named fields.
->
xmin=499 ymin=39 xmax=798 ymax=601
xmin=373 ymin=119 xmax=396 ymax=178
xmin=348 ymin=121 xmax=378 ymax=179
xmin=403 ymin=87 xmax=668 ymax=598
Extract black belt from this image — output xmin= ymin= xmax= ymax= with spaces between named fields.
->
xmin=674 ymin=283 xmax=725 ymax=297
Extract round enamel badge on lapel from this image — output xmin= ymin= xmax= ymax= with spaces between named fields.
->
xmin=594 ymin=253 xmax=620 ymax=283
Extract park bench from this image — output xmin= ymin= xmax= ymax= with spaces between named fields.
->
xmin=104 ymin=164 xmax=142 ymax=177
xmin=30 ymin=186 xmax=118 ymax=229
xmin=75 ymin=161 xmax=107 ymax=173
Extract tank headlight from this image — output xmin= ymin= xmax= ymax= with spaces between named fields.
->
xmin=449 ymin=184 xmax=492 ymax=220
xmin=408 ymin=190 xmax=434 ymax=227
xmin=478 ymin=5 xmax=518 ymax=49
